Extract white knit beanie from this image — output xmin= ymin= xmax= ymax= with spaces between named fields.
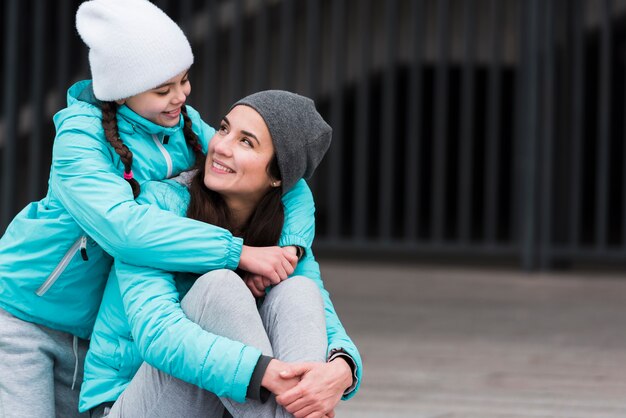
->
xmin=76 ymin=0 xmax=194 ymax=101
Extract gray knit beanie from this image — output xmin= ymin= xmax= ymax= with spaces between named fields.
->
xmin=232 ymin=90 xmax=332 ymax=194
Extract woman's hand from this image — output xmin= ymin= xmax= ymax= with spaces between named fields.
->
xmin=239 ymin=245 xmax=297 ymax=283
xmin=274 ymin=359 xmax=353 ymax=418
xmin=261 ymin=359 xmax=301 ymax=396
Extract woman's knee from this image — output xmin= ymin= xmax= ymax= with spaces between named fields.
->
xmin=181 ymin=269 xmax=254 ymax=320
xmin=267 ymin=276 xmax=323 ymax=308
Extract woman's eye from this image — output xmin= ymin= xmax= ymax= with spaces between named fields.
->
xmin=156 ymin=90 xmax=169 ymax=96
xmin=219 ymin=124 xmax=228 ymax=133
xmin=241 ymin=138 xmax=253 ymax=147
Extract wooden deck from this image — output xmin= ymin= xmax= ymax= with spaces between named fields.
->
xmin=321 ymin=261 xmax=626 ymax=417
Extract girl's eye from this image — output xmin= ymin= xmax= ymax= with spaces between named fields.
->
xmin=181 ymin=78 xmax=189 ymax=85
xmin=219 ymin=123 xmax=228 ymax=133
xmin=156 ymin=90 xmax=169 ymax=96
xmin=241 ymin=138 xmax=253 ymax=147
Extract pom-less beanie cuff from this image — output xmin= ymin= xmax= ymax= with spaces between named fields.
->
xmin=76 ymin=0 xmax=194 ymax=101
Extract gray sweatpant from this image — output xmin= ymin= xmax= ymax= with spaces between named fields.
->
xmin=106 ymin=270 xmax=327 ymax=418
xmin=0 ymin=307 xmax=89 ymax=418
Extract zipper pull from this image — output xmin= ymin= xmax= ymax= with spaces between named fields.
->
xmin=80 ymin=236 xmax=89 ymax=261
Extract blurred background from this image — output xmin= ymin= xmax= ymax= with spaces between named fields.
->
xmin=4 ymin=0 xmax=626 ymax=271
xmin=4 ymin=1 xmax=626 ymax=417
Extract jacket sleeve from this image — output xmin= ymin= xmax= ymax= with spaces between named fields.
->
xmin=289 ymin=250 xmax=363 ymax=399
xmin=277 ymin=179 xmax=316 ymax=249
xmin=116 ymin=260 xmax=260 ymax=402
xmin=50 ymin=119 xmax=242 ymax=274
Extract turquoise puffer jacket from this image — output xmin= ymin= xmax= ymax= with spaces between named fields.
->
xmin=79 ymin=180 xmax=362 ymax=412
xmin=0 ymin=81 xmax=315 ymax=339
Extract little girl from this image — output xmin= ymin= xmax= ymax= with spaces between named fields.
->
xmin=0 ymin=1 xmax=315 ymax=417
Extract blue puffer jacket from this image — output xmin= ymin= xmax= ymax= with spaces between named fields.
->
xmin=79 ymin=180 xmax=362 ymax=412
xmin=0 ymin=81 xmax=315 ymax=339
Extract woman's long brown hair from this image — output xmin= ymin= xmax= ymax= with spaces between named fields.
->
xmin=186 ymin=153 xmax=285 ymax=247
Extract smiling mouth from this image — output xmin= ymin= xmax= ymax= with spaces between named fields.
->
xmin=212 ymin=160 xmax=235 ymax=173
xmin=164 ymin=108 xmax=181 ymax=117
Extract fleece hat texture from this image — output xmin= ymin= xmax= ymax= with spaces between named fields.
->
xmin=76 ymin=0 xmax=193 ymax=101
xmin=233 ymin=90 xmax=332 ymax=194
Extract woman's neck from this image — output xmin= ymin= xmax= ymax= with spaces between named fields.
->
xmin=224 ymin=196 xmax=257 ymax=232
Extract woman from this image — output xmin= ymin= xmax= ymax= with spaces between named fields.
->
xmin=81 ymin=91 xmax=362 ymax=418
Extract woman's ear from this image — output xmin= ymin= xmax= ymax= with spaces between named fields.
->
xmin=271 ymin=180 xmax=282 ymax=188
xmin=115 ymin=99 xmax=126 ymax=105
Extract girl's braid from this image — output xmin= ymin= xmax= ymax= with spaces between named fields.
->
xmin=181 ymin=105 xmax=204 ymax=161
xmin=101 ymin=101 xmax=141 ymax=198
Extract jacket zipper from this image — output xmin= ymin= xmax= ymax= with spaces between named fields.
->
xmin=35 ymin=236 xmax=87 ymax=296
xmin=152 ymin=134 xmax=173 ymax=178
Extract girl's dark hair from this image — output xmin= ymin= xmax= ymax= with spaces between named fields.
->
xmin=101 ymin=102 xmax=204 ymax=198
xmin=186 ymin=153 xmax=284 ymax=248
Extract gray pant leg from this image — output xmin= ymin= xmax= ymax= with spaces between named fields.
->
xmin=0 ymin=307 xmax=88 ymax=418
xmin=109 ymin=270 xmax=273 ymax=418
xmin=224 ymin=276 xmax=327 ymax=418
xmin=259 ymin=276 xmax=327 ymax=363
xmin=109 ymin=271 xmax=327 ymax=418
xmin=54 ymin=334 xmax=89 ymax=418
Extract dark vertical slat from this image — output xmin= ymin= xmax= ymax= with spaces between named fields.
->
xmin=155 ymin=0 xmax=169 ymax=13
xmin=280 ymin=0 xmax=295 ymax=90
xmin=303 ymin=0 xmax=320 ymax=192
xmin=570 ymin=0 xmax=584 ymax=248
xmin=595 ymin=0 xmax=612 ymax=249
xmin=622 ymin=47 xmax=626 ymax=253
xmin=404 ymin=0 xmax=424 ymax=242
xmin=29 ymin=0 xmax=46 ymax=201
xmin=56 ymin=0 xmax=71 ymax=110
xmin=485 ymin=0 xmax=502 ymax=243
xmin=458 ymin=0 xmax=476 ymax=243
xmin=201 ymin=0 xmax=218 ymax=121
xmin=520 ymin=0 xmax=540 ymax=270
xmin=327 ymin=0 xmax=345 ymax=240
xmin=431 ymin=0 xmax=450 ymax=242
xmin=352 ymin=0 xmax=371 ymax=240
xmin=229 ymin=0 xmax=244 ymax=101
xmin=540 ymin=0 xmax=555 ymax=268
xmin=178 ymin=0 xmax=192 ymax=33
xmin=253 ymin=0 xmax=269 ymax=91
xmin=1 ymin=0 xmax=20 ymax=230
xmin=379 ymin=0 xmax=398 ymax=240
xmin=305 ymin=0 xmax=320 ymax=97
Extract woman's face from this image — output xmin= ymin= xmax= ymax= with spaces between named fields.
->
xmin=204 ymin=105 xmax=279 ymax=207
xmin=118 ymin=69 xmax=191 ymax=127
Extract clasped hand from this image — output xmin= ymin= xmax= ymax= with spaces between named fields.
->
xmin=239 ymin=245 xmax=299 ymax=297
xmin=238 ymin=245 xmax=298 ymax=291
xmin=261 ymin=358 xmax=353 ymax=418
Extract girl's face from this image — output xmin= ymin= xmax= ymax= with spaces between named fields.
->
xmin=118 ymin=69 xmax=191 ymax=127
xmin=204 ymin=105 xmax=280 ymax=207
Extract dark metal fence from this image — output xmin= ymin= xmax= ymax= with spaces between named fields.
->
xmin=2 ymin=0 xmax=626 ymax=270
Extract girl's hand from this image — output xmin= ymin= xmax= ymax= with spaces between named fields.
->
xmin=239 ymin=245 xmax=297 ymax=283
xmin=275 ymin=359 xmax=353 ymax=418
xmin=243 ymin=274 xmax=271 ymax=298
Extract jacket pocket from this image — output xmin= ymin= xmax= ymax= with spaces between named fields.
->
xmin=35 ymin=235 xmax=88 ymax=296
